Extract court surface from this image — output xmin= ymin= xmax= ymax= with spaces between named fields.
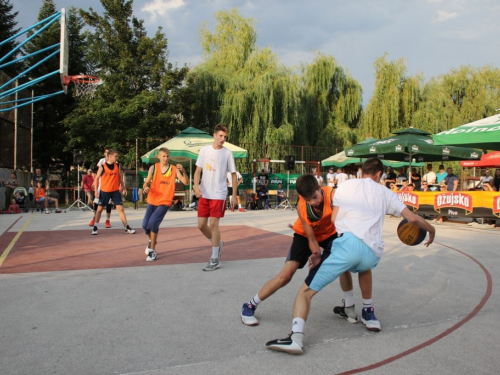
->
xmin=0 ymin=208 xmax=498 ymax=375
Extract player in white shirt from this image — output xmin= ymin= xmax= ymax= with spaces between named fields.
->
xmin=326 ymin=167 xmax=336 ymax=187
xmin=266 ymin=157 xmax=435 ymax=355
xmin=334 ymin=168 xmax=348 ymax=186
xmin=194 ymin=124 xmax=237 ymax=271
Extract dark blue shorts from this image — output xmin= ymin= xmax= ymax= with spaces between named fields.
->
xmin=142 ymin=204 xmax=169 ymax=234
xmin=99 ymin=190 xmax=123 ymax=206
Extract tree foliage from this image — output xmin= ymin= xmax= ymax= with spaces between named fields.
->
xmin=0 ymin=0 xmax=21 ymax=77
xmin=63 ymin=0 xmax=188 ymax=167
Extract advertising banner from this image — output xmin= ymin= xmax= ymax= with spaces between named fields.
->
xmin=241 ymin=173 xmax=301 ymax=190
xmin=396 ymin=191 xmax=500 ymax=219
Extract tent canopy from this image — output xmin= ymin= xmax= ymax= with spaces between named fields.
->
xmin=321 ymin=151 xmax=424 ymax=168
xmin=460 ymin=151 xmax=500 ymax=168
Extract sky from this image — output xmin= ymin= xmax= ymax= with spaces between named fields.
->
xmin=12 ymin=0 xmax=500 ymax=105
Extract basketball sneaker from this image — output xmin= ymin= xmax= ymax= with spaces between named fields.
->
xmin=145 ymin=241 xmax=152 ymax=255
xmin=231 ymin=206 xmax=235 ymax=212
xmin=266 ymin=332 xmax=304 ymax=355
xmin=361 ymin=307 xmax=381 ymax=332
xmin=241 ymin=303 xmax=258 ymax=326
xmin=124 ymin=226 xmax=136 ymax=234
xmin=91 ymin=226 xmax=98 ymax=235
xmin=333 ymin=299 xmax=359 ymax=323
xmin=203 ymin=258 xmax=220 ymax=271
xmin=89 ymin=217 xmax=95 ymax=226
xmin=238 ymin=207 xmax=245 ymax=212
xmin=105 ymin=220 xmax=111 ymax=228
xmin=146 ymin=249 xmax=157 ymax=261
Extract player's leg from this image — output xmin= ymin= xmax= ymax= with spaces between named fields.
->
xmin=333 ymin=271 xmax=359 ymax=323
xmin=203 ymin=199 xmax=225 ymax=271
xmin=144 ymin=205 xmax=168 ymax=261
xmin=358 ymin=269 xmax=380 ymax=332
xmin=105 ymin=201 xmax=112 ymax=227
xmin=110 ymin=191 xmax=135 ymax=234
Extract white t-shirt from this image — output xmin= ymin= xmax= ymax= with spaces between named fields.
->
xmin=315 ymin=175 xmax=324 ymax=186
xmin=227 ymin=171 xmax=242 ymax=188
xmin=196 ymin=145 xmax=236 ymax=200
xmin=326 ymin=172 xmax=336 ymax=187
xmin=335 ymin=172 xmax=349 ymax=186
xmin=333 ymin=178 xmax=407 ymax=257
xmin=423 ymin=171 xmax=437 ymax=184
xmin=479 ymin=175 xmax=493 ymax=187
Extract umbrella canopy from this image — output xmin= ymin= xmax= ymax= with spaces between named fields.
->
xmin=321 ymin=151 xmax=424 ymax=168
xmin=433 ymin=114 xmax=500 ymax=150
xmin=141 ymin=127 xmax=248 ymax=164
xmin=345 ymin=127 xmax=482 ymax=163
xmin=460 ymin=151 xmax=500 ymax=168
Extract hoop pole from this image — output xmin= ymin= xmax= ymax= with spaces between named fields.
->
xmin=0 ymin=91 xmax=63 ymax=113
xmin=0 ymin=12 xmax=60 ymax=47
xmin=0 ymin=43 xmax=59 ymax=69
xmin=0 ymin=70 xmax=59 ymax=100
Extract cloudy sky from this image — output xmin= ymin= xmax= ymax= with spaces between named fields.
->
xmin=13 ymin=0 xmax=500 ymax=104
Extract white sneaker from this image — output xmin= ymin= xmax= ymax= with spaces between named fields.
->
xmin=91 ymin=226 xmax=98 ymax=235
xmin=145 ymin=242 xmax=152 ymax=255
xmin=125 ymin=227 xmax=136 ymax=234
xmin=203 ymin=258 xmax=220 ymax=271
xmin=45 ymin=209 xmax=50 ymax=214
xmin=146 ymin=249 xmax=157 ymax=261
xmin=266 ymin=332 xmax=304 ymax=355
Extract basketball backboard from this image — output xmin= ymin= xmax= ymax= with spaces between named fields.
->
xmin=59 ymin=8 xmax=69 ymax=94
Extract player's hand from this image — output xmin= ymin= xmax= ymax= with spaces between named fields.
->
xmin=308 ymin=252 xmax=321 ymax=269
xmin=122 ymin=188 xmax=128 ymax=197
xmin=424 ymin=227 xmax=435 ymax=247
xmin=231 ymin=194 xmax=237 ymax=209
xmin=194 ymin=187 xmax=202 ymax=198
xmin=176 ymin=164 xmax=184 ymax=173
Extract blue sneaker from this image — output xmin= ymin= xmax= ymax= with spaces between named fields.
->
xmin=241 ymin=303 xmax=258 ymax=326
xmin=361 ymin=307 xmax=381 ymax=332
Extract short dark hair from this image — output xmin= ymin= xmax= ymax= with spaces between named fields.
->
xmin=296 ymin=174 xmax=319 ymax=199
xmin=214 ymin=124 xmax=228 ymax=134
xmin=362 ymin=158 xmax=384 ymax=177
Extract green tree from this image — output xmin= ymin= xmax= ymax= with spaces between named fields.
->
xmin=64 ymin=0 xmax=188 ymax=167
xmin=358 ymin=54 xmax=422 ymax=140
xmin=0 ymin=0 xmax=21 ymax=77
xmin=23 ymin=1 xmax=86 ymax=168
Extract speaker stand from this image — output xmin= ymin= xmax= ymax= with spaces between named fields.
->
xmin=66 ymin=164 xmax=94 ymax=212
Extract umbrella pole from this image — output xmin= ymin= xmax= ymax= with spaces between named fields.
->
xmin=189 ymin=159 xmax=193 ymax=203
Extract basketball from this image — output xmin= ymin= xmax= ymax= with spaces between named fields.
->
xmin=397 ymin=219 xmax=427 ymax=246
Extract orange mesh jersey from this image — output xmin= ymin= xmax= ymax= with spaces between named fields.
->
xmin=35 ymin=187 xmax=46 ymax=201
xmin=147 ymin=163 xmax=177 ymax=206
xmin=100 ymin=163 xmax=120 ymax=192
xmin=293 ymin=186 xmax=336 ymax=242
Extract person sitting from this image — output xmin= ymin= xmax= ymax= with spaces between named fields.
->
xmin=275 ymin=183 xmax=286 ymax=208
xmin=420 ymin=181 xmax=431 ymax=191
xmin=35 ymin=181 xmax=62 ymax=213
xmin=397 ymin=168 xmax=407 ymax=184
xmin=399 ymin=179 xmax=410 ymax=191
xmin=5 ymin=199 xmax=21 ymax=214
xmin=389 ymin=183 xmax=399 ymax=192
xmin=407 ymin=183 xmax=415 ymax=191
xmin=256 ymin=185 xmax=268 ymax=210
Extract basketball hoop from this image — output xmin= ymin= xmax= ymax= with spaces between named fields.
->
xmin=63 ymin=75 xmax=101 ymax=98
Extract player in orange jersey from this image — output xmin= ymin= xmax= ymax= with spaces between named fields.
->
xmin=142 ymin=148 xmax=188 ymax=261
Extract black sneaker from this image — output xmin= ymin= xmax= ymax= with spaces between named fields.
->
xmin=333 ymin=299 xmax=359 ymax=323
xmin=266 ymin=332 xmax=304 ymax=355
xmin=91 ymin=226 xmax=98 ymax=235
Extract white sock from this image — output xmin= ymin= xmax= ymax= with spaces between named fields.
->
xmin=239 ymin=204 xmax=242 ymax=208
xmin=212 ymin=246 xmax=219 ymax=259
xmin=250 ymin=294 xmax=262 ymax=306
xmin=344 ymin=290 xmax=355 ymax=307
xmin=363 ymin=299 xmax=372 ymax=309
xmin=291 ymin=317 xmax=305 ymax=333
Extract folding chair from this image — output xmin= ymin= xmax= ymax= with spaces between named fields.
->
xmin=277 ymin=195 xmax=293 ymax=211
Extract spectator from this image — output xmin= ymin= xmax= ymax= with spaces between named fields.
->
xmin=397 ymin=168 xmax=407 ymax=183
xmin=326 ymin=167 xmax=336 ymax=187
xmin=435 ymin=168 xmax=458 ymax=224
xmin=408 ymin=183 xmax=415 ymax=191
xmin=420 ymin=181 xmax=430 ymax=191
xmin=389 ymin=183 xmax=399 ymax=192
xmin=5 ymin=198 xmax=21 ymax=214
xmin=334 ymin=168 xmax=348 ymax=187
xmin=35 ymin=181 xmax=62 ymax=213
xmin=256 ymin=185 xmax=268 ymax=210
xmin=275 ymin=182 xmax=286 ymax=207
xmin=4 ymin=172 xmax=19 ymax=210
xmin=31 ymin=168 xmax=49 ymax=189
xmin=474 ymin=169 xmax=493 ymax=189
xmin=410 ymin=167 xmax=421 ymax=190
xmin=356 ymin=166 xmax=362 ymax=179
xmin=422 ymin=164 xmax=437 ymax=184
xmin=436 ymin=165 xmax=447 ymax=184
xmin=494 ymin=169 xmax=500 ymax=191
xmin=384 ymin=166 xmax=397 ymax=188
xmin=312 ymin=168 xmax=323 ymax=187
xmin=81 ymin=169 xmax=95 ymax=205
xmin=399 ymin=179 xmax=410 ymax=191
xmin=257 ymin=169 xmax=269 ymax=188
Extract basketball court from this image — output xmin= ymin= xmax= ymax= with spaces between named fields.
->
xmin=0 ymin=208 xmax=498 ymax=375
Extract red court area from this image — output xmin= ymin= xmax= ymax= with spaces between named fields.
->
xmin=0 ymin=226 xmax=291 ymax=274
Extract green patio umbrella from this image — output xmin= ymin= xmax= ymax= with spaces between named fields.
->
xmin=321 ymin=151 xmax=424 ymax=168
xmin=433 ymin=113 xmax=500 ymax=150
xmin=345 ymin=127 xmax=482 ymax=163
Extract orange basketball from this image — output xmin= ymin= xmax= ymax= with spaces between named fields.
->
xmin=397 ymin=219 xmax=426 ymax=246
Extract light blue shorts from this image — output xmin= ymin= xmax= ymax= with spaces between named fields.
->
xmin=306 ymin=232 xmax=380 ymax=292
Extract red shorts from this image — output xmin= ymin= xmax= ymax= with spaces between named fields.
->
xmin=197 ymin=198 xmax=226 ymax=218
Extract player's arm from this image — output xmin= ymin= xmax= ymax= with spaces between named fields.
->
xmin=118 ymin=167 xmax=127 ymax=196
xmin=176 ymin=164 xmax=189 ymax=185
xmin=93 ymin=166 xmax=103 ymax=193
xmin=400 ymin=207 xmax=435 ymax=247
xmin=297 ymin=205 xmax=321 ymax=266
xmin=193 ymin=166 xmax=203 ymax=198
xmin=142 ymin=165 xmax=155 ymax=194
xmin=230 ymin=172 xmax=238 ymax=207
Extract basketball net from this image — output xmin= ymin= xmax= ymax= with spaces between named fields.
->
xmin=64 ymin=75 xmax=101 ymax=98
